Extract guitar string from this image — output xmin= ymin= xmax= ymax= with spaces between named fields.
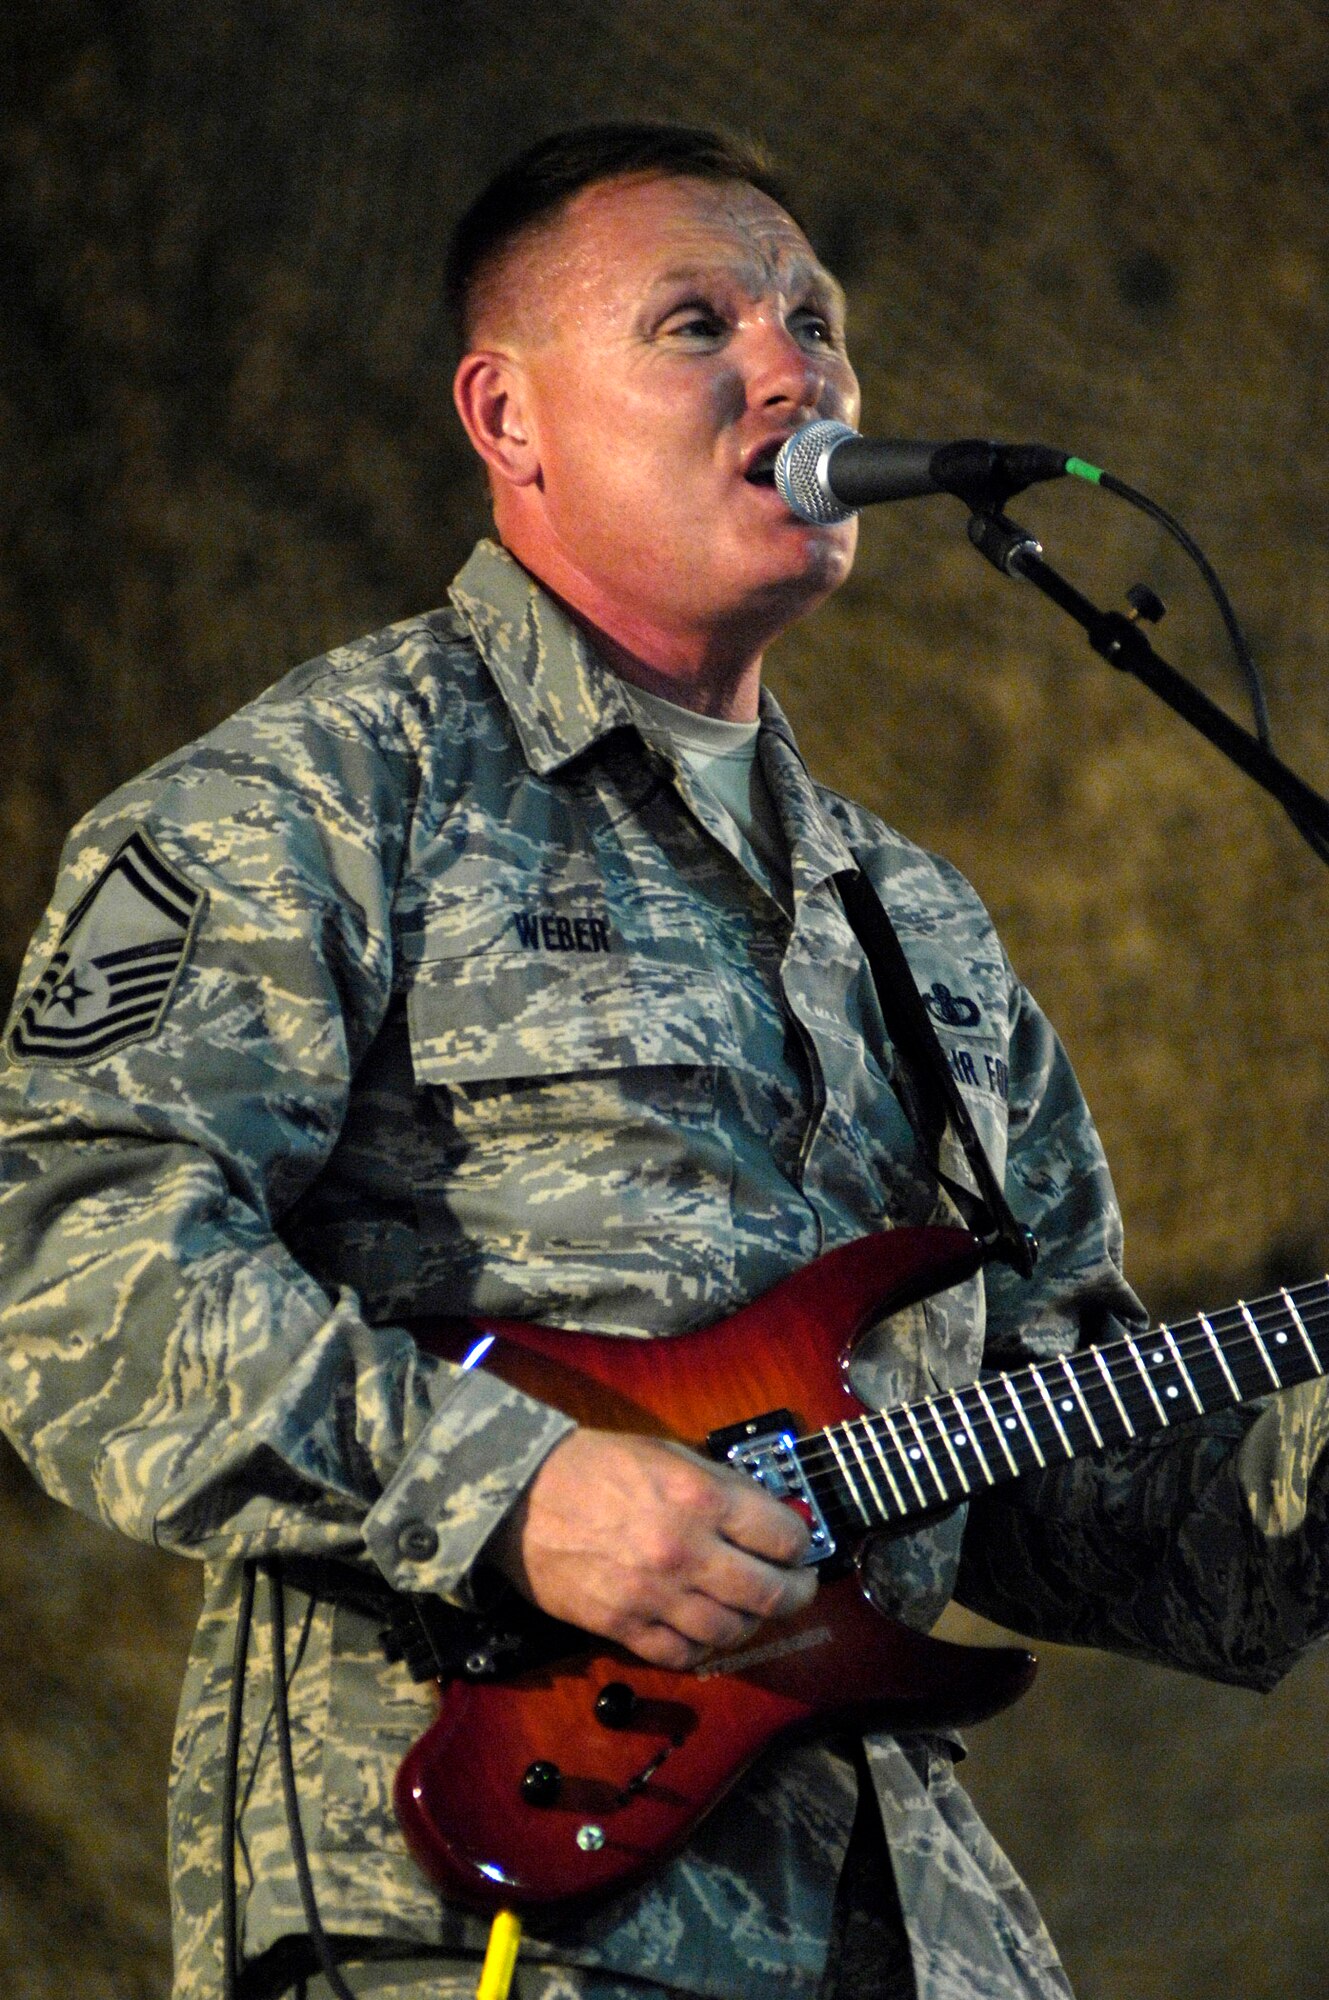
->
xmin=787 ymin=1285 xmax=1329 ymax=1522
xmin=792 ymin=1316 xmax=1329 ymax=1505
xmin=791 ymin=1286 xmax=1329 ymax=1483
xmin=794 ymin=1314 xmax=1329 ymax=1531
xmin=792 ymin=1345 xmax=1329 ymax=1531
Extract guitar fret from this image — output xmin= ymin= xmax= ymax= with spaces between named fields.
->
xmin=825 ymin=1425 xmax=873 ymax=1524
xmin=974 ymin=1379 xmax=1021 ymax=1475
xmin=950 ymin=1389 xmax=995 ymax=1485
xmin=1029 ymin=1365 xmax=1075 ymax=1458
xmin=1144 ymin=1331 xmax=1198 ymax=1419
xmin=1209 ymin=1308 xmax=1280 ymax=1400
xmin=1257 ymin=1312 xmax=1300 ymax=1382
xmin=1240 ymin=1301 xmax=1283 ymax=1388
xmin=1058 ymin=1356 xmax=1104 ymax=1448
xmin=1159 ymin=1324 xmax=1204 ymax=1413
xmin=1092 ymin=1347 xmax=1137 ymax=1437
xmin=1105 ymin=1344 xmax=1162 ymax=1431
xmin=902 ymin=1404 xmax=951 ymax=1501
xmin=923 ymin=1397 xmax=973 ymax=1495
xmin=1002 ymin=1377 xmax=1046 ymax=1467
xmin=1177 ymin=1338 xmax=1235 ymax=1414
xmin=844 ymin=1420 xmax=890 ymax=1523
xmin=860 ymin=1417 xmax=909 ymax=1516
xmin=1124 ymin=1334 xmax=1171 ymax=1425
xmin=1198 ymin=1310 xmax=1241 ymax=1402
xmin=1283 ymin=1290 xmax=1322 ymax=1372
xmin=880 ymin=1408 xmax=932 ymax=1504
xmin=881 ymin=1408 xmax=931 ymax=1507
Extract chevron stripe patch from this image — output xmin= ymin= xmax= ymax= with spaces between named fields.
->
xmin=8 ymin=830 xmax=204 ymax=1064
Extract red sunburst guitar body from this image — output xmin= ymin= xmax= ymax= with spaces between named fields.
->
xmin=395 ymin=1225 xmax=1037 ymax=1912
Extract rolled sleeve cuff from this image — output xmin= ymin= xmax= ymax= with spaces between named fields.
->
xmin=362 ymin=1366 xmax=574 ymax=1599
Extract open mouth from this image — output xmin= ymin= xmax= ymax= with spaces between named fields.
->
xmin=743 ymin=442 xmax=784 ymax=487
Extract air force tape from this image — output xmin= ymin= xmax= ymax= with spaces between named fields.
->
xmin=9 ymin=830 xmax=203 ymax=1064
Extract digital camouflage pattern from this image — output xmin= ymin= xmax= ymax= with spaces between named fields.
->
xmin=2 ymin=539 xmax=1328 ymax=2000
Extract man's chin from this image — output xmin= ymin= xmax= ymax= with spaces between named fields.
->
xmin=753 ymin=527 xmax=857 ymax=613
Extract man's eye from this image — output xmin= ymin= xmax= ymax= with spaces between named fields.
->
xmin=791 ymin=311 xmax=834 ymax=346
xmin=663 ymin=305 xmax=726 ymax=339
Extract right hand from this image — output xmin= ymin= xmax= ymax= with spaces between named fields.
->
xmin=486 ymin=1427 xmax=818 ymax=1670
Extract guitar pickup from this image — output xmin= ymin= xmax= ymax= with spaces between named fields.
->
xmin=706 ymin=1408 xmax=836 ymax=1565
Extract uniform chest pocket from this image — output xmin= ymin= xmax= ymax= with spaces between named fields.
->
xmin=401 ymin=946 xmax=744 ymax=1312
xmin=405 ymin=943 xmax=741 ymax=1085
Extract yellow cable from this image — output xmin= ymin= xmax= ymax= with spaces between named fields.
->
xmin=476 ymin=1908 xmax=523 ymax=2000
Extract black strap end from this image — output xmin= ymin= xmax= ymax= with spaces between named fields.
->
xmin=988 ymin=1224 xmax=1039 ymax=1280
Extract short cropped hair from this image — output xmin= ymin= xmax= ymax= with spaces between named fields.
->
xmin=446 ymin=122 xmax=801 ymax=349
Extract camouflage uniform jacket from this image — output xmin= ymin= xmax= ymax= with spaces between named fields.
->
xmin=3 ymin=538 xmax=1329 ymax=2000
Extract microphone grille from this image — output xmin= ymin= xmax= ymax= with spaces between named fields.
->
xmin=774 ymin=421 xmax=861 ymax=524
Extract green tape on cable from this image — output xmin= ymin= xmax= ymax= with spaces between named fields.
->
xmin=1065 ymin=456 xmax=1103 ymax=484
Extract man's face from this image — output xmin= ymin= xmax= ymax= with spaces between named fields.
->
xmin=483 ymin=172 xmax=861 ymax=658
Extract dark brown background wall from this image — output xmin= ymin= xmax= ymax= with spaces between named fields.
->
xmin=3 ymin=3 xmax=1329 ymax=1994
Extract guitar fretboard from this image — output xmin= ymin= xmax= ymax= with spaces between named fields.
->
xmin=794 ymin=1276 xmax=1329 ymax=1531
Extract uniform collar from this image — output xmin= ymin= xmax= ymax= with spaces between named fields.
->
xmin=448 ymin=537 xmax=858 ymax=889
xmin=448 ymin=539 xmax=638 ymax=775
xmin=756 ymin=695 xmax=858 ymax=895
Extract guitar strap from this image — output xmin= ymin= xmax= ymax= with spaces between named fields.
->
xmin=835 ymin=865 xmax=1038 ymax=1279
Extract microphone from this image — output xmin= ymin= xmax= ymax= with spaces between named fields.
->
xmin=774 ymin=420 xmax=1071 ymax=523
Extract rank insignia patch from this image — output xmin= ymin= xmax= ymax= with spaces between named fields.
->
xmin=9 ymin=830 xmax=203 ymax=1064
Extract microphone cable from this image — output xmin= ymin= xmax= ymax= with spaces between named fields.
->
xmin=1063 ymin=456 xmax=1329 ymax=864
xmin=1063 ymin=456 xmax=1272 ymax=750
xmin=782 ymin=419 xmax=1321 ymax=864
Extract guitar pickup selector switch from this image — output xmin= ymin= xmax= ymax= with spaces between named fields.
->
xmin=706 ymin=1408 xmax=835 ymax=1564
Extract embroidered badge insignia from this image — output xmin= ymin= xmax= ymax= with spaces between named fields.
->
xmin=8 ymin=830 xmax=203 ymax=1063
xmin=922 ymin=981 xmax=982 ymax=1028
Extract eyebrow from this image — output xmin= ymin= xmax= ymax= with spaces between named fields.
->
xmin=647 ymin=261 xmax=847 ymax=319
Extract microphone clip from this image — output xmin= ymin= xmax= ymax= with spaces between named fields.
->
xmin=932 ymin=441 xmax=1069 ymax=512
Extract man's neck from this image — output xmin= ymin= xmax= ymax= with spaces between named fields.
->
xmin=495 ymin=529 xmax=766 ymax=721
xmin=585 ymin=621 xmax=763 ymax=721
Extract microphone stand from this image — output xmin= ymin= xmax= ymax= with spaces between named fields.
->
xmin=965 ymin=508 xmax=1329 ymax=849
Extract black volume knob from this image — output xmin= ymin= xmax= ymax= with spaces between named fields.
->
xmin=520 ymin=1759 xmax=563 ymax=1805
xmin=594 ymin=1681 xmax=638 ymax=1729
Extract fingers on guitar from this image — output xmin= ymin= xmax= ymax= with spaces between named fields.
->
xmin=699 ymin=1541 xmax=817 ymax=1624
xmin=618 ymin=1618 xmax=714 ymax=1672
xmin=718 ymin=1475 xmax=814 ymax=1569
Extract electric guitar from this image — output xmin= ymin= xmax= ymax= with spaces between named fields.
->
xmin=391 ymin=1224 xmax=1329 ymax=1912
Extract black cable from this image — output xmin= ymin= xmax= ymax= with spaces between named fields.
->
xmin=1067 ymin=460 xmax=1329 ymax=867
xmin=223 ymin=1560 xmax=259 ymax=2000
xmin=264 ymin=1561 xmax=360 ymax=2000
xmin=1095 ymin=469 xmax=1272 ymax=749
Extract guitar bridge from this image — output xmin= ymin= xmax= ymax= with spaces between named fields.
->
xmin=706 ymin=1408 xmax=836 ymax=1565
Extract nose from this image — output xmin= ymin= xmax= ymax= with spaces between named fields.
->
xmin=742 ymin=315 xmax=824 ymax=417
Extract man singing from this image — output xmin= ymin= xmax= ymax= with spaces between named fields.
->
xmin=2 ymin=123 xmax=1327 ymax=2000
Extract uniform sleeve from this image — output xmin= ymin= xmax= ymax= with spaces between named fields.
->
xmin=0 ymin=674 xmax=571 ymax=1602
xmin=956 ymin=975 xmax=1329 ymax=1689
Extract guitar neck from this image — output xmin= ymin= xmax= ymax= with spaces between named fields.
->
xmin=796 ymin=1275 xmax=1329 ymax=1532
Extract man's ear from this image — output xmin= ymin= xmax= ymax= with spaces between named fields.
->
xmin=453 ymin=352 xmax=541 ymax=488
